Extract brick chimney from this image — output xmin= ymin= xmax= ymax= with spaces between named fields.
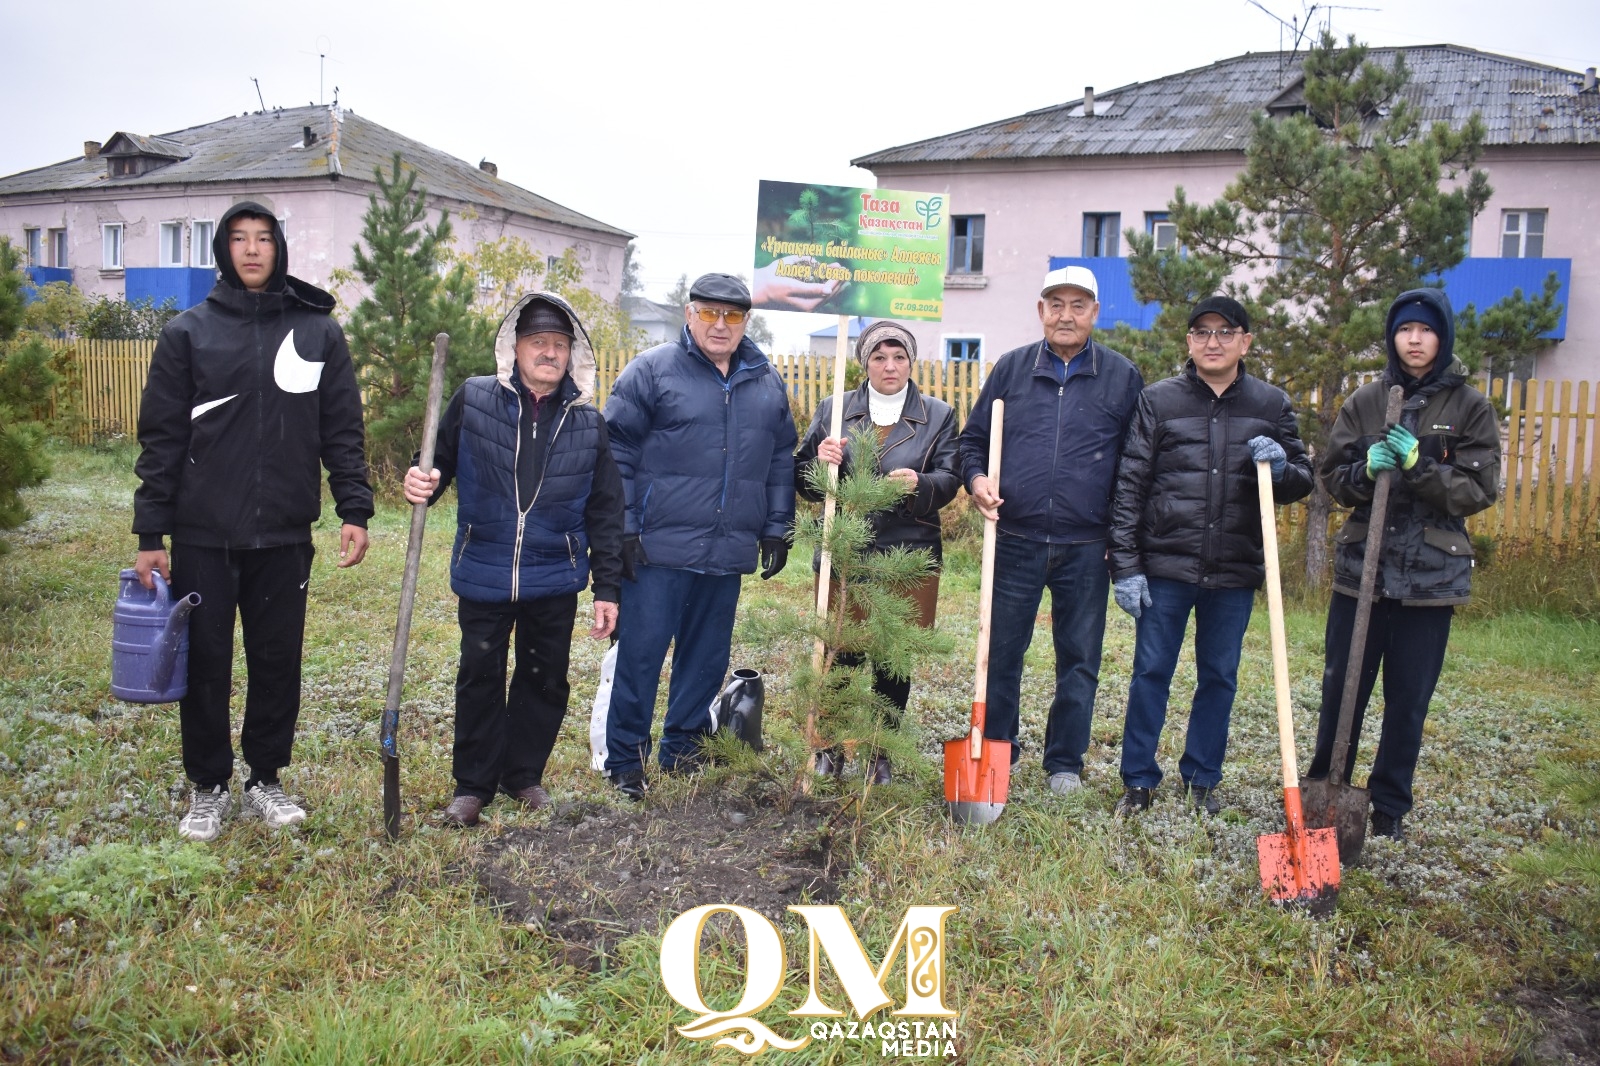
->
xmin=1083 ymin=86 xmax=1095 ymax=117
xmin=84 ymin=140 xmax=101 ymax=158
xmin=479 ymin=159 xmax=498 ymax=177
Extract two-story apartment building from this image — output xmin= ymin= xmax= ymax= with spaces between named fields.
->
xmin=0 ymin=104 xmax=632 ymax=311
xmin=854 ymin=45 xmax=1600 ymax=380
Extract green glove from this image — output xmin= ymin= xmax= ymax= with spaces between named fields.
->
xmin=1387 ymin=425 xmax=1420 ymax=471
xmin=1364 ymin=439 xmax=1397 ymax=479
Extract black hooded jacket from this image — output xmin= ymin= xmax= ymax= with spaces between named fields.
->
xmin=1319 ymin=288 xmax=1500 ymax=605
xmin=133 ymin=201 xmax=373 ymax=549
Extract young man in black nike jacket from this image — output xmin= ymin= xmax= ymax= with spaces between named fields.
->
xmin=132 ymin=200 xmax=373 ymax=842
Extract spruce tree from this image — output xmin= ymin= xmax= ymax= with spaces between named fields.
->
xmin=1126 ymin=33 xmax=1500 ymax=584
xmin=743 ymin=429 xmax=950 ymax=798
xmin=341 ymin=153 xmax=491 ymax=477
xmin=0 ymin=238 xmax=60 ymax=550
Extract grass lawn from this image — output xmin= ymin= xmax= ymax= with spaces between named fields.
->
xmin=0 ymin=443 xmax=1596 ymax=1064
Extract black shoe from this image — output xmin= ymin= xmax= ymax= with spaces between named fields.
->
xmin=814 ymin=748 xmax=845 ymax=779
xmin=1371 ymin=809 xmax=1405 ymax=840
xmin=1186 ymin=784 xmax=1222 ymax=816
xmin=1114 ymin=786 xmax=1154 ymax=817
xmin=867 ymin=755 xmax=891 ymax=787
xmin=661 ymin=752 xmax=707 ymax=777
xmin=613 ymin=771 xmax=647 ymax=801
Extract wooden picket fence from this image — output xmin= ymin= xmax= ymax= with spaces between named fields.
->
xmin=43 ymin=339 xmax=1600 ymax=547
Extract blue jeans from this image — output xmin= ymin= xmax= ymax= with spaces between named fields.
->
xmin=604 ymin=565 xmax=743 ymax=775
xmin=985 ymin=534 xmax=1110 ymax=775
xmin=1119 ymin=578 xmax=1255 ymax=790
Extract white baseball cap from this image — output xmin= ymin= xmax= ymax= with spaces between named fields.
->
xmin=1040 ymin=265 xmax=1099 ymax=300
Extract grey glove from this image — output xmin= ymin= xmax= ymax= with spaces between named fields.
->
xmin=1113 ymin=574 xmax=1152 ymax=620
xmin=1247 ymin=435 xmax=1287 ymax=481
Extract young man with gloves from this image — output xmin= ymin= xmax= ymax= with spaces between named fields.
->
xmin=404 ymin=293 xmax=623 ymax=828
xmin=1304 ymin=289 xmax=1499 ymax=841
xmin=133 ymin=202 xmax=373 ymax=842
xmin=1108 ymin=296 xmax=1311 ymax=816
xmin=598 ymin=273 xmax=797 ymax=797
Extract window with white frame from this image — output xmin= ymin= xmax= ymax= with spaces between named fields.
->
xmin=1082 ymin=213 xmax=1121 ymax=257
xmin=945 ymin=336 xmax=982 ymax=362
xmin=1146 ymin=212 xmax=1178 ymax=252
xmin=1501 ymin=210 xmax=1546 ymax=258
xmin=49 ymin=229 xmax=67 ymax=268
xmin=24 ymin=228 xmax=42 ymax=267
xmin=949 ymin=215 xmax=984 ymax=274
xmin=159 ymin=222 xmax=185 ymax=267
xmin=192 ymin=221 xmax=214 ymax=267
xmin=102 ymin=224 xmax=124 ymax=269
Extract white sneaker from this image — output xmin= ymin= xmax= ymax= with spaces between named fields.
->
xmin=243 ymin=782 xmax=306 ymax=828
xmin=179 ymin=785 xmax=231 ymax=842
xmin=1048 ymin=772 xmax=1083 ymax=795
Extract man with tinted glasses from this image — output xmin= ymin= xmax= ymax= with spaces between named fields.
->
xmin=598 ymin=273 xmax=797 ymax=797
xmin=1107 ymin=295 xmax=1311 ymax=817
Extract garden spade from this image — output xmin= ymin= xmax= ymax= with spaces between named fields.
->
xmin=1254 ymin=459 xmax=1341 ymax=912
xmin=945 ymin=399 xmax=1010 ymax=826
xmin=380 ymin=332 xmax=450 ymax=840
xmin=1301 ymin=384 xmax=1405 ymax=865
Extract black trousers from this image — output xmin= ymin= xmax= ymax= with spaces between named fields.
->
xmin=1305 ymin=593 xmax=1454 ymax=818
xmin=172 ymin=541 xmax=314 ymax=790
xmin=453 ymin=593 xmax=577 ymax=802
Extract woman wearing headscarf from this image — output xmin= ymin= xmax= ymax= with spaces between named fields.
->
xmin=794 ymin=322 xmax=961 ymax=783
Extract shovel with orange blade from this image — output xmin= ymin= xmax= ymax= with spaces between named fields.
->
xmin=1253 ymin=458 xmax=1340 ymax=911
xmin=945 ymin=399 xmax=1011 ymax=825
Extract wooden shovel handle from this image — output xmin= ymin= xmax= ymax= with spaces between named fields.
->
xmin=1329 ymin=384 xmax=1405 ymax=781
xmin=970 ymin=400 xmax=1004 ymax=756
xmin=1257 ymin=459 xmax=1297 ymax=786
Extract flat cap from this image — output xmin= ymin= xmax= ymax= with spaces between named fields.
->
xmin=688 ymin=272 xmax=752 ymax=310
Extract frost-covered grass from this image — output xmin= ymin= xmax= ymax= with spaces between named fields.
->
xmin=0 ymin=442 xmax=1595 ymax=1064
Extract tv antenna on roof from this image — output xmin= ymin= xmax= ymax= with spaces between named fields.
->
xmin=251 ymin=77 xmax=267 ymax=112
xmin=1248 ymin=2 xmax=1380 ymax=79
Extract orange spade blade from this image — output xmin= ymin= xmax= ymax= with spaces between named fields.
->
xmin=1258 ymin=824 xmax=1341 ymax=910
xmin=944 ymin=717 xmax=1010 ymax=826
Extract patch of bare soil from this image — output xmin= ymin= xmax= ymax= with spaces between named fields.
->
xmin=1511 ymin=986 xmax=1600 ymax=1065
xmin=470 ymin=788 xmax=845 ymax=960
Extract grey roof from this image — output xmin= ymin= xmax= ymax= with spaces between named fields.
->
xmin=0 ymin=105 xmax=631 ymax=239
xmin=854 ymin=45 xmax=1600 ymax=167
xmin=621 ymin=295 xmax=681 ymax=326
xmin=100 ymin=132 xmax=191 ymax=160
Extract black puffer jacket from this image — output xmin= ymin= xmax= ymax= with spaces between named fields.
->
xmin=1109 ymin=361 xmax=1312 ymax=588
xmin=133 ymin=202 xmax=372 ymax=549
xmin=794 ymin=381 xmax=961 ymax=559
xmin=1322 ymin=288 xmax=1499 ymax=605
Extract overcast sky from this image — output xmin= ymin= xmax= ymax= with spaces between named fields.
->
xmin=3 ymin=0 xmax=1595 ymax=350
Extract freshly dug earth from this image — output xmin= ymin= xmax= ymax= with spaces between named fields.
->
xmin=471 ymin=788 xmax=844 ymax=959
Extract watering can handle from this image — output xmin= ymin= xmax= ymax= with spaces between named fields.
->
xmin=150 ymin=570 xmax=171 ymax=605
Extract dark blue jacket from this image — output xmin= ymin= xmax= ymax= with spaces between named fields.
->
xmin=604 ymin=328 xmax=796 ymax=575
xmin=419 ymin=292 xmax=624 ymax=605
xmin=958 ymin=338 xmax=1143 ymax=543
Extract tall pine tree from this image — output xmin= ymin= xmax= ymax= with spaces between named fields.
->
xmin=1126 ymin=34 xmax=1497 ymax=585
xmin=341 ymin=153 xmax=491 ymax=477
xmin=0 ymin=238 xmax=60 ymax=550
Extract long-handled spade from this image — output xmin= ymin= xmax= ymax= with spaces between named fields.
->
xmin=1301 ymin=384 xmax=1405 ymax=865
xmin=945 ymin=399 xmax=1010 ymax=825
xmin=380 ymin=332 xmax=450 ymax=840
xmin=1255 ymin=458 xmax=1341 ymax=912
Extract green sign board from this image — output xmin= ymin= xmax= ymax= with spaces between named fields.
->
xmin=752 ymin=180 xmax=948 ymax=321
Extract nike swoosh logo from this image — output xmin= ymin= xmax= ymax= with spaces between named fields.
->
xmin=273 ymin=330 xmax=324 ymax=394
xmin=191 ymin=394 xmax=239 ymax=420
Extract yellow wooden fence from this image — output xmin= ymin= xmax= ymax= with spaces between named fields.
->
xmin=44 ymin=339 xmax=1600 ymax=546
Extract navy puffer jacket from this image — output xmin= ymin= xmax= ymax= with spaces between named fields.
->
xmin=604 ymin=329 xmax=796 ymax=575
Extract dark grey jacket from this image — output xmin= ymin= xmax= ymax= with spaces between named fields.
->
xmin=1109 ymin=361 xmax=1312 ymax=589
xmin=1322 ymin=288 xmax=1500 ymax=606
xmin=794 ymin=381 xmax=961 ymax=559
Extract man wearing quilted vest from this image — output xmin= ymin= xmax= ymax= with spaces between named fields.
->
xmin=404 ymin=293 xmax=624 ymax=827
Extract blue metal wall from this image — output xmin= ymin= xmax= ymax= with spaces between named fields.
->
xmin=23 ymin=266 xmax=74 ymax=300
xmin=125 ymin=268 xmax=216 ymax=311
xmin=1047 ymin=255 xmax=1571 ymax=339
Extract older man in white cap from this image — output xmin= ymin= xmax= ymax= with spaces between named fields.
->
xmin=957 ymin=265 xmax=1144 ymax=797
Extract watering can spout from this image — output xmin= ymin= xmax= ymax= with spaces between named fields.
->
xmin=149 ymin=592 xmax=202 ymax=692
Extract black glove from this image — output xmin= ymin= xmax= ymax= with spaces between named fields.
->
xmin=758 ymin=537 xmax=788 ymax=580
xmin=621 ymin=535 xmax=643 ymax=582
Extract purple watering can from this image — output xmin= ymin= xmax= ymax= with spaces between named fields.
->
xmin=111 ymin=569 xmax=201 ymax=703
